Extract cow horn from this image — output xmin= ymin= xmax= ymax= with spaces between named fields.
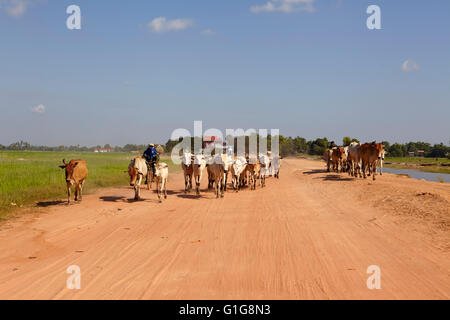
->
xmin=62 ymin=159 xmax=66 ymax=164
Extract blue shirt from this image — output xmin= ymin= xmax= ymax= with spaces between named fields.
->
xmin=143 ymin=147 xmax=157 ymax=161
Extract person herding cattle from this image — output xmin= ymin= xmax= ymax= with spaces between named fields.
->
xmin=59 ymin=159 xmax=88 ymax=204
xmin=143 ymin=144 xmax=159 ymax=184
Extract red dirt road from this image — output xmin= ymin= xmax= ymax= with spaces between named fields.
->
xmin=0 ymin=158 xmax=448 ymax=299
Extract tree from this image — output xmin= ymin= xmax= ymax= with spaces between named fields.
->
xmin=293 ymin=137 xmax=307 ymax=154
xmin=309 ymin=138 xmax=328 ymax=155
xmin=381 ymin=141 xmax=390 ymax=151
xmin=343 ymin=137 xmax=352 ymax=147
xmin=389 ymin=143 xmax=404 ymax=157
xmin=428 ymin=143 xmax=448 ymax=158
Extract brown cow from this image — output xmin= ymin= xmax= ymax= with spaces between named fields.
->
xmin=324 ymin=148 xmax=335 ymax=172
xmin=246 ymin=156 xmax=261 ymax=190
xmin=59 ymin=159 xmax=88 ymax=204
xmin=331 ymin=147 xmax=345 ymax=173
xmin=360 ymin=142 xmax=385 ymax=181
xmin=208 ymin=155 xmax=225 ymax=198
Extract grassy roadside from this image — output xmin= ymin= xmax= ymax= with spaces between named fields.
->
xmin=384 ymin=157 xmax=450 ymax=174
xmin=0 ymin=151 xmax=179 ymax=219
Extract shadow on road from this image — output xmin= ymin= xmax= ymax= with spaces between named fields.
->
xmin=319 ymin=175 xmax=355 ymax=182
xmin=99 ymin=196 xmax=127 ymax=202
xmin=177 ymin=194 xmax=208 ymax=199
xmin=36 ymin=200 xmax=65 ymax=207
xmin=303 ymin=169 xmax=328 ymax=175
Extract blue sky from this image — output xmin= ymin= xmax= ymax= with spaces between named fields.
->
xmin=0 ymin=0 xmax=449 ymax=146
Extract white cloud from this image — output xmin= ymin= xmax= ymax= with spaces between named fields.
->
xmin=401 ymin=60 xmax=420 ymax=72
xmin=201 ymin=29 xmax=215 ymax=36
xmin=148 ymin=17 xmax=194 ymax=33
xmin=30 ymin=104 xmax=46 ymax=114
xmin=2 ymin=0 xmax=27 ymax=17
xmin=251 ymin=0 xmax=316 ymax=14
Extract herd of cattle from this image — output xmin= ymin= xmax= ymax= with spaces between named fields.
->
xmin=180 ymin=152 xmax=281 ymax=199
xmin=323 ymin=141 xmax=386 ymax=180
xmin=57 ymin=142 xmax=384 ymax=204
xmin=58 ymin=153 xmax=281 ymax=204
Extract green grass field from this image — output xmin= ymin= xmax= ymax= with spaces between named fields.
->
xmin=0 ymin=151 xmax=178 ymax=218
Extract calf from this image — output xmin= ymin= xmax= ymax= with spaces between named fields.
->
xmin=154 ymin=162 xmax=169 ymax=203
xmin=59 ymin=159 xmax=88 ymax=204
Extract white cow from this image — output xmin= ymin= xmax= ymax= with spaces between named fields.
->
xmin=258 ymin=154 xmax=271 ymax=187
xmin=181 ymin=152 xmax=193 ymax=193
xmin=270 ymin=155 xmax=281 ymax=179
xmin=221 ymin=153 xmax=234 ymax=191
xmin=154 ymin=162 xmax=169 ymax=203
xmin=193 ymin=154 xmax=207 ymax=195
xmin=347 ymin=142 xmax=362 ymax=178
xmin=127 ymin=157 xmax=148 ymax=200
xmin=231 ymin=156 xmax=247 ymax=192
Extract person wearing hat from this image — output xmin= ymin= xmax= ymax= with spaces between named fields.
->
xmin=143 ymin=143 xmax=159 ymax=184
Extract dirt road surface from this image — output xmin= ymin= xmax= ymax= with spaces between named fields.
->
xmin=0 ymin=158 xmax=449 ymax=299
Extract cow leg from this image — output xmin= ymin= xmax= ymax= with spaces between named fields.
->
xmin=220 ymin=177 xmax=225 ymax=198
xmin=74 ymin=183 xmax=79 ymax=201
xmin=372 ymin=161 xmax=377 ymax=181
xmin=158 ymin=181 xmax=163 ymax=203
xmin=215 ymin=179 xmax=219 ymax=198
xmin=223 ymin=172 xmax=227 ymax=192
xmin=135 ymin=176 xmax=141 ymax=200
xmin=66 ymin=182 xmax=72 ymax=204
xmin=79 ymin=180 xmax=85 ymax=201
xmin=362 ymin=163 xmax=367 ymax=179
xmin=164 ymin=179 xmax=168 ymax=199
xmin=196 ymin=176 xmax=200 ymax=195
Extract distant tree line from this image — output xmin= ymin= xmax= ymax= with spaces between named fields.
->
xmin=0 ymin=141 xmax=151 ymax=153
xmin=1 ymin=138 xmax=449 ymax=159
